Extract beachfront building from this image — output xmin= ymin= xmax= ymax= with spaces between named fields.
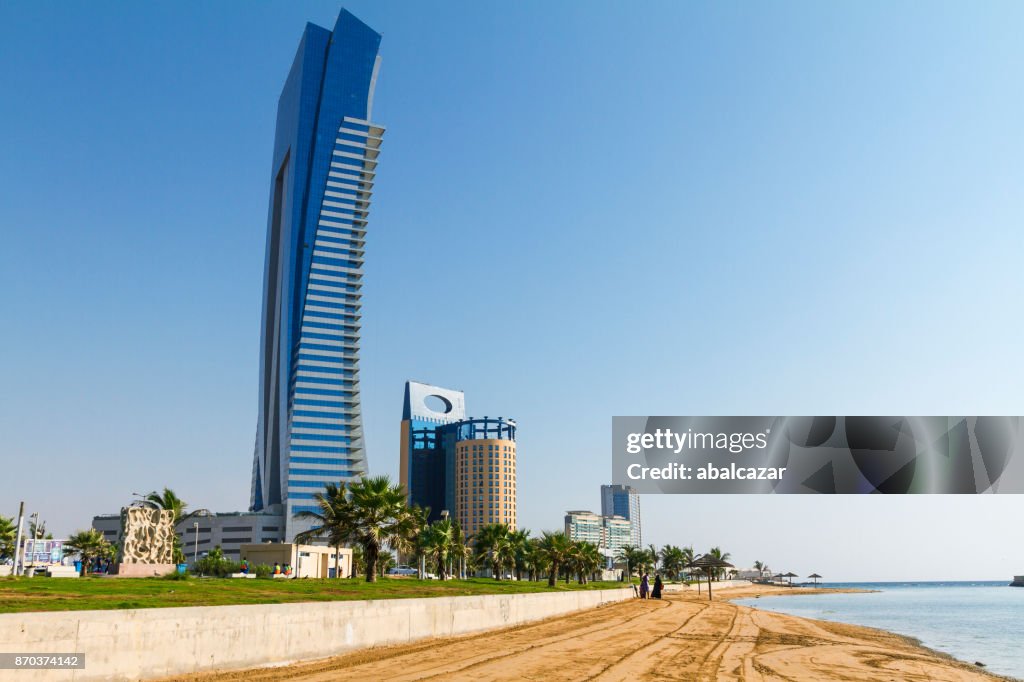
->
xmin=399 ymin=381 xmax=518 ymax=535
xmin=565 ymin=511 xmax=603 ymax=545
xmin=564 ymin=511 xmax=633 ymax=568
xmin=601 ymin=484 xmax=641 ymax=546
xmin=602 ymin=515 xmax=632 ymax=556
xmin=734 ymin=568 xmax=763 ymax=580
xmin=249 ymin=8 xmax=385 ymax=542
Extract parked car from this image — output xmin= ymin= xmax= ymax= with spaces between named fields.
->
xmin=387 ymin=565 xmax=418 ymax=576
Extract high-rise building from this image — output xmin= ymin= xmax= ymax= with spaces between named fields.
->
xmin=250 ymin=9 xmax=385 ymax=541
xmin=564 ymin=511 xmax=603 ymax=545
xmin=602 ymin=515 xmax=632 ymax=556
xmin=400 ymin=381 xmax=517 ymax=534
xmin=453 ymin=420 xmax=517 ymax=536
xmin=399 ymin=381 xmax=466 ymax=518
xmin=601 ymin=484 xmax=641 ymax=546
xmin=563 ymin=510 xmax=633 ymax=569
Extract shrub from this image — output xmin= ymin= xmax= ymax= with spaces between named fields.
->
xmin=192 ymin=546 xmax=242 ymax=577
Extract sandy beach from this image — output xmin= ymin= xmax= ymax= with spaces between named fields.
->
xmin=171 ymin=583 xmax=1008 ymax=682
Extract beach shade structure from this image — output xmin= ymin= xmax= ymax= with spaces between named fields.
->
xmin=808 ymin=573 xmax=822 ymax=587
xmin=686 ymin=555 xmax=735 ymax=602
xmin=784 ymin=572 xmax=799 ymax=586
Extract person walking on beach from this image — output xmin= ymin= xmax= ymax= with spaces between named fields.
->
xmin=652 ymin=574 xmax=663 ymax=599
xmin=640 ymin=572 xmax=650 ymax=599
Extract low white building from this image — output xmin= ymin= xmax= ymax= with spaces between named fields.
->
xmin=734 ymin=568 xmax=764 ymax=580
xmin=92 ymin=511 xmax=285 ymax=562
xmin=240 ymin=543 xmax=352 ymax=579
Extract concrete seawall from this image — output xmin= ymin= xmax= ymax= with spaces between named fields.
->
xmin=0 ymin=587 xmax=633 ymax=681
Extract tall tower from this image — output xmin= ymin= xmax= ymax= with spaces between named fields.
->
xmin=601 ymin=484 xmax=641 ymax=546
xmin=251 ymin=9 xmax=384 ymax=541
xmin=453 ymin=418 xmax=517 ymax=536
xmin=400 ymin=381 xmax=518 ymax=534
xmin=399 ymin=381 xmax=467 ymax=519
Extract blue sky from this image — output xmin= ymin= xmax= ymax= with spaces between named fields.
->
xmin=2 ymin=1 xmax=1023 ymax=580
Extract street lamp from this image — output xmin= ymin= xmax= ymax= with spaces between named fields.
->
xmin=440 ymin=510 xmax=451 ymax=579
xmin=193 ymin=522 xmax=200 ymax=565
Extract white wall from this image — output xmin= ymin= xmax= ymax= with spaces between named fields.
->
xmin=0 ymin=586 xmax=632 ymax=681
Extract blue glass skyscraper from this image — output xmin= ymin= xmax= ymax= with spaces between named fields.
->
xmin=250 ymin=9 xmax=384 ymax=540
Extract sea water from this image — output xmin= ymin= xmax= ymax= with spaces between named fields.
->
xmin=734 ymin=582 xmax=1024 ymax=680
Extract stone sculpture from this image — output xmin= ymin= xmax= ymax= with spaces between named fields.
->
xmin=118 ymin=505 xmax=175 ymax=565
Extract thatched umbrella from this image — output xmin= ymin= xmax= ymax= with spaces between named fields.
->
xmin=686 ymin=555 xmax=735 ymax=601
xmin=808 ymin=573 xmax=822 ymax=587
xmin=784 ymin=571 xmax=798 ymax=586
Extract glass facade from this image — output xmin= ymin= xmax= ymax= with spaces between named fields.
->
xmin=564 ymin=511 xmax=603 ymax=545
xmin=250 ymin=9 xmax=384 ymax=541
xmin=601 ymin=484 xmax=642 ymax=546
xmin=400 ymin=381 xmax=518 ymax=532
xmin=399 ymin=381 xmax=467 ymax=521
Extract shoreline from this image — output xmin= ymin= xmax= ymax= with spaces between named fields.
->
xmin=726 ymin=584 xmax=1016 ymax=682
xmin=173 ymin=582 xmax=1011 ymax=681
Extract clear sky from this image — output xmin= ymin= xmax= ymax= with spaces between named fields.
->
xmin=2 ymin=1 xmax=1022 ymax=581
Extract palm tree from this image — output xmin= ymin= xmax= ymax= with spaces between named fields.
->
xmin=473 ymin=523 xmax=511 ymax=579
xmin=65 ymin=529 xmax=113 ymax=576
xmin=293 ymin=482 xmax=351 ymax=579
xmin=340 ymin=475 xmax=417 ymax=583
xmin=536 ymin=531 xmax=570 ymax=587
xmin=406 ymin=505 xmax=431 ymax=579
xmin=0 ymin=516 xmax=15 ymax=561
xmin=492 ymin=534 xmax=517 ymax=580
xmin=509 ymin=529 xmax=531 ymax=581
xmin=377 ymin=549 xmax=397 ymax=577
xmin=660 ymin=545 xmax=685 ymax=581
xmin=524 ymin=537 xmax=548 ymax=581
xmin=567 ymin=540 xmax=602 ymax=584
xmin=616 ymin=544 xmax=645 ymax=579
xmin=28 ymin=520 xmax=52 ymax=540
xmin=294 ymin=476 xmax=417 ymax=582
xmin=647 ymin=544 xmax=660 ymax=573
xmin=753 ymin=560 xmax=765 ymax=578
xmin=422 ymin=518 xmax=455 ymax=580
xmin=350 ymin=545 xmax=365 ymax=578
xmin=582 ymin=541 xmax=602 ymax=583
xmin=450 ymin=521 xmax=470 ymax=579
xmin=463 ymin=546 xmax=481 ymax=577
xmin=708 ymin=547 xmax=732 ymax=581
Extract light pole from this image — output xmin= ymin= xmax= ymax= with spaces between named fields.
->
xmin=12 ymin=502 xmax=24 ymax=577
xmin=193 ymin=522 xmax=200 ymax=565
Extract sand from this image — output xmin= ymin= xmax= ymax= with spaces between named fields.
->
xmin=172 ymin=584 xmax=1008 ymax=681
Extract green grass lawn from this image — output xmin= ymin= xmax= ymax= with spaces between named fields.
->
xmin=0 ymin=576 xmax=628 ymax=614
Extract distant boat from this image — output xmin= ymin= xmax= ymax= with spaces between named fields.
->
xmin=1011 ymin=576 xmax=1024 ymax=587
